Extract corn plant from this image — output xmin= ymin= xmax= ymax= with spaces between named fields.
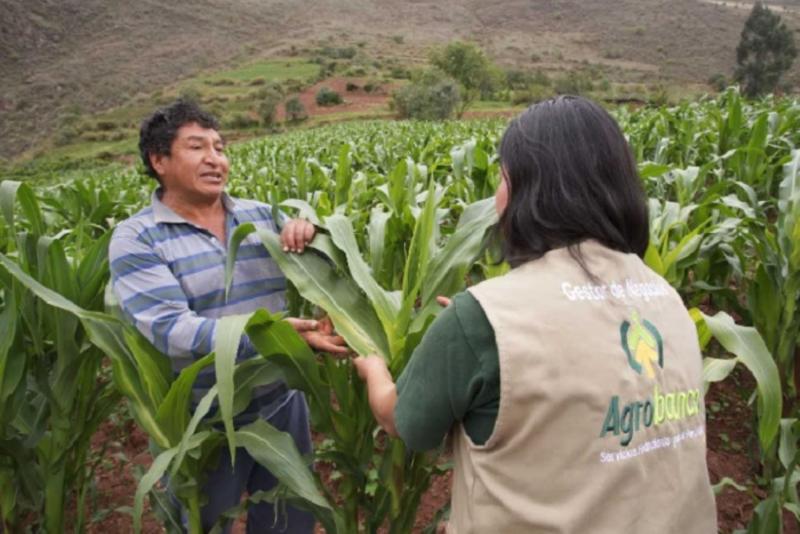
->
xmin=0 ymin=181 xmax=119 ymax=533
xmin=0 ymin=252 xmax=341 ymax=533
xmin=745 ymin=149 xmax=800 ymax=404
xmin=224 ymin=181 xmax=497 ymax=532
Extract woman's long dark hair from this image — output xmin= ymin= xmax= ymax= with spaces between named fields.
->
xmin=498 ymin=95 xmax=649 ymax=268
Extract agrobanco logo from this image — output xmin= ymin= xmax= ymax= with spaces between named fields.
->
xmin=600 ymin=310 xmax=701 ymax=446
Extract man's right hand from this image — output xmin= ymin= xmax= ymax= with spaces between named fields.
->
xmin=281 ymin=219 xmax=315 ymax=253
xmin=286 ymin=317 xmax=349 ymax=354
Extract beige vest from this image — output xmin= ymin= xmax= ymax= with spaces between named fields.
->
xmin=450 ymin=241 xmax=717 ymax=534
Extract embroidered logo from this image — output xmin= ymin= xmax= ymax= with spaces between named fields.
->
xmin=620 ymin=310 xmax=663 ymax=379
xmin=599 ymin=310 xmax=701 ymax=447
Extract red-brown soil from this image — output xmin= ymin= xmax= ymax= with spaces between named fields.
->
xmin=274 ymin=78 xmax=398 ymax=122
xmin=83 ymin=365 xmax=793 ymax=534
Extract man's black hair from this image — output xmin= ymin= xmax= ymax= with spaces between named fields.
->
xmin=498 ymin=95 xmax=649 ymax=269
xmin=138 ymin=99 xmax=220 ymax=180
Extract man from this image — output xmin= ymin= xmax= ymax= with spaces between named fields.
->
xmin=109 ymin=100 xmax=345 ymax=533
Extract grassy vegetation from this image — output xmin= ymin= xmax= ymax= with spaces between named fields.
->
xmin=204 ymin=57 xmax=319 ymax=83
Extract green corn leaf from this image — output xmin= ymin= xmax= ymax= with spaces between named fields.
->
xmin=397 ymin=181 xmax=439 ymax=341
xmin=133 ymin=432 xmax=208 ymax=534
xmin=258 ymin=229 xmax=390 ymax=357
xmin=702 ymin=357 xmax=738 ymax=393
xmin=307 ymin=233 xmax=348 ymax=273
xmin=334 ymin=143 xmax=352 ymax=207
xmin=368 ymin=206 xmax=391 ymax=278
xmin=76 ymin=231 xmax=112 ymax=308
xmin=420 ymin=196 xmax=497 ymax=306
xmin=701 ymin=311 xmax=781 ymax=452
xmin=644 ymin=242 xmax=666 ymax=276
xmin=228 ymin=359 xmax=285 ymax=418
xmin=712 ymin=477 xmax=747 ymax=495
xmin=780 ymin=149 xmax=800 ymax=210
xmin=155 ymin=353 xmax=215 ymax=446
xmin=170 ymin=385 xmax=218 ymax=478
xmin=0 ymin=293 xmax=25 ymax=426
xmin=235 ymin=418 xmax=330 ymax=509
xmin=0 ymin=181 xmax=46 ymax=238
xmin=689 ymin=307 xmax=712 ymax=350
xmin=225 ymin=223 xmax=256 ymax=299
xmin=215 ymin=313 xmax=254 ymax=463
xmin=0 ymin=252 xmax=173 ymax=446
xmin=123 ymin=327 xmax=173 ymax=411
xmin=779 ymin=418 xmax=800 ymax=471
xmin=326 ymin=214 xmax=398 ymax=340
xmin=746 ymin=495 xmax=782 ymax=534
xmin=280 ymin=199 xmax=322 ymax=226
xmin=245 ymin=310 xmax=334 ymax=432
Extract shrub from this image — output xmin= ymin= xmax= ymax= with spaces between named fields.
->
xmin=510 ymin=85 xmax=552 ymax=106
xmin=390 ymin=66 xmax=410 ymax=80
xmin=94 ymin=120 xmax=117 ymax=132
xmin=179 ymin=87 xmax=202 ymax=103
xmin=392 ymin=69 xmax=461 ymax=120
xmin=505 ymin=69 xmax=532 ymax=90
xmin=364 ymin=81 xmax=381 ymax=93
xmin=320 ymin=46 xmax=357 ymax=59
xmin=249 ymin=78 xmax=267 ymax=86
xmin=346 ymin=67 xmax=367 ymax=77
xmin=708 ymin=73 xmax=728 ymax=92
xmin=285 ymin=79 xmax=305 ymax=93
xmin=553 ymin=71 xmax=594 ymax=95
xmin=346 ymin=82 xmax=361 ymax=92
xmin=206 ymin=78 xmax=236 ymax=86
xmin=55 ymin=127 xmax=79 ymax=146
xmin=224 ymin=112 xmax=260 ymax=129
xmin=316 ymin=87 xmax=343 ymax=106
xmin=285 ymin=96 xmax=307 ymax=122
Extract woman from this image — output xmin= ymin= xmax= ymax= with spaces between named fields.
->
xmin=354 ymin=96 xmax=717 ymax=533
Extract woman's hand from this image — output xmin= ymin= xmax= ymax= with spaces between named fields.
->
xmin=353 ymin=355 xmax=398 ymax=436
xmin=286 ymin=317 xmax=349 ymax=354
xmin=280 ymin=219 xmax=315 ymax=253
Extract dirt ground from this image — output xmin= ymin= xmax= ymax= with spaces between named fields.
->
xmin=274 ymin=78 xmax=398 ymax=122
xmin=81 ymin=363 xmax=794 ymax=534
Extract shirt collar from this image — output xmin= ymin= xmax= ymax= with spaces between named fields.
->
xmin=151 ymin=188 xmax=238 ymax=224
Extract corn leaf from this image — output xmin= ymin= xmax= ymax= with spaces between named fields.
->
xmin=702 ymin=311 xmax=781 ymax=451
xmin=326 ymin=214 xmax=399 ymax=340
xmin=258 ymin=229 xmax=390 ymax=357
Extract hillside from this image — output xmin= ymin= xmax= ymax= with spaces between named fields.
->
xmin=3 ymin=0 xmax=800 ymax=161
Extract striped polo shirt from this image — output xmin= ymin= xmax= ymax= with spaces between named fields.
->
xmin=109 ymin=189 xmax=288 ymax=409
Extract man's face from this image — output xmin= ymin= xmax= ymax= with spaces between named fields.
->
xmin=151 ymin=122 xmax=229 ymax=203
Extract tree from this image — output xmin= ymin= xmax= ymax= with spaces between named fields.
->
xmin=391 ymin=69 xmax=461 ymax=120
xmin=430 ymin=41 xmax=499 ymax=117
xmin=735 ymin=2 xmax=797 ymax=98
xmin=285 ymin=96 xmax=307 ymax=122
xmin=256 ymin=85 xmax=284 ymax=127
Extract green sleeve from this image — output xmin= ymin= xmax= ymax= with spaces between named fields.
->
xmin=394 ymin=291 xmax=500 ymax=451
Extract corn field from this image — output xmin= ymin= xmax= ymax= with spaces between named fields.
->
xmin=0 ymin=87 xmax=799 ymax=532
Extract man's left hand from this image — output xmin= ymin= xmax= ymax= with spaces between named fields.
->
xmin=281 ymin=219 xmax=315 ymax=253
xmin=286 ymin=317 xmax=349 ymax=354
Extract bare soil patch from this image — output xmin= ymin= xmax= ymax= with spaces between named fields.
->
xmin=275 ymin=78 xmax=396 ymax=122
xmin=86 ymin=367 xmax=791 ymax=534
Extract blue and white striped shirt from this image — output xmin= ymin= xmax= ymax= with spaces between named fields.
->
xmin=109 ymin=190 xmax=287 ymax=405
